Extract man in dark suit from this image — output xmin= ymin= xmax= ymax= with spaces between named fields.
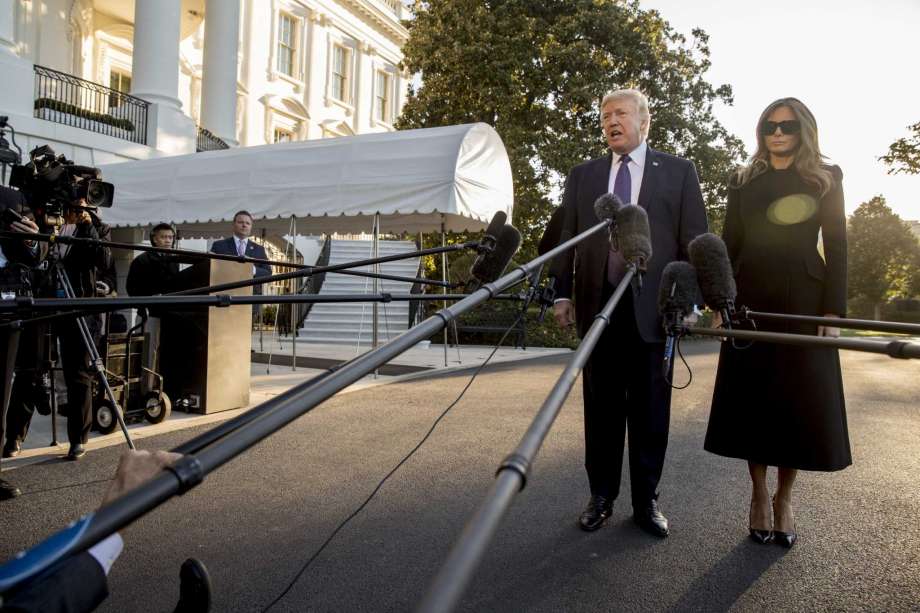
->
xmin=209 ymin=210 xmax=272 ymax=285
xmin=553 ymin=88 xmax=708 ymax=537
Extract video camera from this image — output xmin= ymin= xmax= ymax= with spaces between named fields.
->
xmin=8 ymin=144 xmax=114 ymax=227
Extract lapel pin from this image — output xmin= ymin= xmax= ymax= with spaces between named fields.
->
xmin=652 ymin=161 xmax=659 ymax=167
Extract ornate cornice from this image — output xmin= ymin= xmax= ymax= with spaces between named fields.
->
xmin=338 ymin=0 xmax=408 ymax=45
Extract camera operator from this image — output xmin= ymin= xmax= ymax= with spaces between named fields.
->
xmin=0 ymin=185 xmax=40 ymax=500
xmin=49 ymin=202 xmax=116 ymax=460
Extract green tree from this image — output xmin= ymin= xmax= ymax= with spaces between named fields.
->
xmin=396 ymin=0 xmax=746 ymax=261
xmin=881 ymin=121 xmax=920 ymax=175
xmin=848 ymin=196 xmax=920 ymax=320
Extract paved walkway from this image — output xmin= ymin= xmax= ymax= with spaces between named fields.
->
xmin=2 ymin=343 xmax=918 ymax=611
xmin=4 ymin=341 xmax=568 ymax=469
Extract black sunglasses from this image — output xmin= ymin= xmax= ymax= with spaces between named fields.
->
xmin=760 ymin=120 xmax=801 ymax=136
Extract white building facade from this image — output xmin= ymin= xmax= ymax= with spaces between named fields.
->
xmin=0 ymin=0 xmax=409 ymax=167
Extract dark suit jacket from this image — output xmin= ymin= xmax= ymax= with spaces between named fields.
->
xmin=1 ymin=552 xmax=109 ymax=613
xmin=552 ymin=147 xmax=708 ymax=342
xmin=0 ymin=187 xmax=40 ymax=269
xmin=209 ymin=237 xmax=272 ymax=278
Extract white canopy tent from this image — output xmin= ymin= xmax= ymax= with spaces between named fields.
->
xmin=100 ymin=123 xmax=514 ymax=238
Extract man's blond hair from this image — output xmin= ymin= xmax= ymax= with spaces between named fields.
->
xmin=600 ymin=89 xmax=650 ymax=138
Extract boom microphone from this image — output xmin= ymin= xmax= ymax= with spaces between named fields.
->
xmin=469 ymin=224 xmax=522 ymax=289
xmin=477 ymin=211 xmax=508 ymax=254
xmin=593 ymin=193 xmax=625 ymax=251
xmin=687 ymin=233 xmax=736 ymax=324
xmin=616 ymin=204 xmax=652 ymax=271
xmin=658 ymin=261 xmax=699 ymax=377
xmin=593 ymin=193 xmax=625 ymax=224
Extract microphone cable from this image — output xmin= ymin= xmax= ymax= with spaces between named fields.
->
xmin=261 ymin=311 xmax=526 ymax=612
xmin=664 ymin=334 xmax=693 ymax=390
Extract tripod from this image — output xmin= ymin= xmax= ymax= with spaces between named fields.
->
xmin=38 ymin=237 xmax=135 ymax=450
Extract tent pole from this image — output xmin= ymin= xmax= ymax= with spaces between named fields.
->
xmin=373 ymin=213 xmax=380 ymax=378
xmin=259 ymin=228 xmax=265 ymax=355
xmin=441 ymin=216 xmax=448 ymax=367
xmin=289 ymin=215 xmax=297 ymax=372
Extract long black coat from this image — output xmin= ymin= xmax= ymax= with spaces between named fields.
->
xmin=705 ymin=165 xmax=851 ymax=471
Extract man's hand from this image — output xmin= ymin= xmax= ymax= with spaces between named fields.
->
xmin=102 ymin=449 xmax=182 ymax=507
xmin=553 ymin=300 xmax=575 ymax=328
xmin=818 ymin=313 xmax=840 ymax=338
xmin=9 ymin=217 xmax=39 ymax=248
xmin=709 ymin=310 xmax=723 ymax=329
xmin=64 ymin=207 xmax=92 ymax=226
xmin=9 ymin=217 xmax=39 ymax=234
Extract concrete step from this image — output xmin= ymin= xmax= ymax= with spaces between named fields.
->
xmin=303 ymin=319 xmax=408 ymax=330
xmin=298 ymin=330 xmax=406 ymax=343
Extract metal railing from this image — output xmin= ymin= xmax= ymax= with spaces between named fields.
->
xmin=33 ymin=65 xmax=148 ymax=145
xmin=196 ymin=126 xmax=229 ymax=152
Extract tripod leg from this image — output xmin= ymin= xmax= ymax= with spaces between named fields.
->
xmin=56 ymin=268 xmax=135 ymax=449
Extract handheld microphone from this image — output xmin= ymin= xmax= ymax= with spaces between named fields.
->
xmin=616 ymin=204 xmax=653 ymax=273
xmin=687 ymin=233 xmax=737 ymax=327
xmin=468 ymin=223 xmax=522 ymax=289
xmin=477 ymin=211 xmax=508 ymax=254
xmin=658 ymin=261 xmax=699 ymax=377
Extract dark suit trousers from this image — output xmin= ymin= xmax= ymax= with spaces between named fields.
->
xmin=56 ymin=322 xmax=97 ymax=446
xmin=582 ymin=286 xmax=672 ymax=508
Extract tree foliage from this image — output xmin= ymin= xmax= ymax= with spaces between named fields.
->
xmin=881 ymin=121 xmax=920 ymax=175
xmin=396 ymin=0 xmax=746 ymax=259
xmin=847 ymin=196 xmax=920 ymax=318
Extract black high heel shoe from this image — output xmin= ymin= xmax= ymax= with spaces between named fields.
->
xmin=772 ymin=497 xmax=797 ymax=548
xmin=749 ymin=499 xmax=773 ymax=544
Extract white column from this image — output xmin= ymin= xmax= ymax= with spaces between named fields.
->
xmin=130 ymin=0 xmax=195 ymax=154
xmin=131 ymin=0 xmax=182 ymax=109
xmin=200 ymin=0 xmax=241 ymax=146
xmin=0 ymin=0 xmax=34 ymax=118
xmin=0 ymin=0 xmax=17 ymax=57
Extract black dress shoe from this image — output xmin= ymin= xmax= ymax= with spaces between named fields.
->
xmin=774 ymin=529 xmax=797 ymax=548
xmin=0 ymin=478 xmax=22 ymax=500
xmin=749 ymin=528 xmax=774 ymax=544
xmin=174 ymin=558 xmax=213 ymax=613
xmin=578 ymin=495 xmax=613 ymax=532
xmin=2 ymin=441 xmax=20 ymax=458
xmin=67 ymin=444 xmax=86 ymax=460
xmin=634 ymin=499 xmax=669 ymax=537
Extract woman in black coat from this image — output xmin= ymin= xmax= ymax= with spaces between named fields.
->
xmin=704 ymin=98 xmax=849 ymax=548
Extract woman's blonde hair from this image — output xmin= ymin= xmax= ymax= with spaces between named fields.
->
xmin=733 ymin=97 xmax=834 ymax=196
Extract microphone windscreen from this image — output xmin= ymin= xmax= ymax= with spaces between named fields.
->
xmin=537 ymin=207 xmax=565 ymax=256
xmin=657 ymin=261 xmax=699 ymax=317
xmin=593 ymin=193 xmax=625 ymax=223
xmin=616 ymin=205 xmax=652 ymax=266
xmin=470 ymin=224 xmax=522 ymax=284
xmin=483 ymin=211 xmax=507 ymax=243
xmin=688 ymin=233 xmax=737 ymax=309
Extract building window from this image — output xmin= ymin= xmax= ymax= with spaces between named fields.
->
xmin=277 ymin=13 xmax=296 ymax=77
xmin=375 ymin=71 xmax=391 ymax=122
xmin=273 ymin=128 xmax=294 ymax=143
xmin=108 ymin=70 xmax=131 ymax=107
xmin=331 ymin=45 xmax=349 ymax=102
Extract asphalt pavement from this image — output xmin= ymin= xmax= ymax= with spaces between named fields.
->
xmin=1 ymin=340 xmax=918 ymax=612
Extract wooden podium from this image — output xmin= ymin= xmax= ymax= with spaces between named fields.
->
xmin=159 ymin=259 xmax=252 ymax=413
